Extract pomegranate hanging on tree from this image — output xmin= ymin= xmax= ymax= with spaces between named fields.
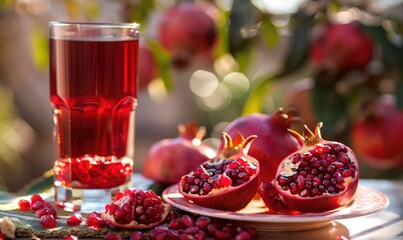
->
xmin=351 ymin=95 xmax=403 ymax=169
xmin=157 ymin=2 xmax=217 ymax=67
xmin=310 ymin=22 xmax=374 ymax=74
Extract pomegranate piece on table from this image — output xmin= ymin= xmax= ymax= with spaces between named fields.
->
xmin=150 ymin=212 xmax=258 ymax=240
xmin=39 ymin=214 xmax=57 ymax=229
xmin=274 ymin=123 xmax=359 ymax=213
xmin=179 ymin=132 xmax=259 ymax=211
xmin=102 ymin=188 xmax=171 ymax=229
xmin=67 ymin=213 xmax=82 ymax=226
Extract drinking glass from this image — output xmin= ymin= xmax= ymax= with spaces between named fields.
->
xmin=49 ymin=22 xmax=139 ymax=212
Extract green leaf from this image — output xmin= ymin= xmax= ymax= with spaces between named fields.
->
xmin=228 ymin=0 xmax=256 ymax=54
xmin=0 ymin=0 xmax=11 ymax=8
xmin=241 ymin=9 xmax=314 ymax=114
xmin=282 ymin=10 xmax=314 ymax=73
xmin=361 ymin=24 xmax=403 ymax=70
xmin=30 ymin=27 xmax=49 ymax=70
xmin=360 ymin=24 xmax=403 ymax=109
xmin=311 ymin=75 xmax=346 ymax=137
xmin=147 ymin=39 xmax=173 ymax=92
xmin=124 ymin=0 xmax=156 ymax=28
xmin=259 ymin=16 xmax=279 ymax=48
xmin=242 ymin=77 xmax=273 ymax=114
xmin=396 ymin=79 xmax=403 ymax=109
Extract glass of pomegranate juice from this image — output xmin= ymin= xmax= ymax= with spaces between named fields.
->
xmin=49 ymin=22 xmax=139 ymax=212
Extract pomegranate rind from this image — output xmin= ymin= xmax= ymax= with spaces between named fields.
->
xmin=101 ymin=203 xmax=171 ymax=229
xmin=179 ymin=157 xmax=260 ymax=211
xmin=101 ymin=189 xmax=172 ymax=229
xmin=223 ymin=109 xmax=302 ymax=183
xmin=142 ymin=122 xmax=213 ymax=185
xmin=275 ymin=143 xmax=359 ymax=213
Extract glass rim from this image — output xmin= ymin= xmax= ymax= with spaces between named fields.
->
xmin=49 ymin=21 xmax=140 ymax=40
xmin=49 ymin=21 xmax=140 ymax=29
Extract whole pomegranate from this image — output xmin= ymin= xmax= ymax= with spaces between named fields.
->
xmin=138 ymin=44 xmax=158 ymax=90
xmin=179 ymin=132 xmax=259 ymax=211
xmin=143 ymin=122 xmax=214 ymax=185
xmin=310 ymin=22 xmax=373 ymax=73
xmin=158 ymin=2 xmax=217 ymax=66
xmin=351 ymin=95 xmax=403 ymax=169
xmin=223 ymin=108 xmax=302 ymax=183
xmin=102 ymin=188 xmax=171 ymax=229
xmin=274 ymin=123 xmax=359 ymax=213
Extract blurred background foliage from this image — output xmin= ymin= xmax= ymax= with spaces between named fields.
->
xmin=0 ymin=0 xmax=402 ymax=192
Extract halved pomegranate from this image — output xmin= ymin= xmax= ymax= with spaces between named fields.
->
xmin=101 ymin=188 xmax=171 ymax=229
xmin=274 ymin=123 xmax=359 ymax=213
xmin=179 ymin=132 xmax=259 ymax=211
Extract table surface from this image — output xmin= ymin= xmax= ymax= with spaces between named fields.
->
xmin=257 ymin=179 xmax=403 ymax=240
xmin=1 ymin=177 xmax=402 ymax=239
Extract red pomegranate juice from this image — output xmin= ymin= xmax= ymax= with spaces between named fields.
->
xmin=50 ymin=38 xmax=138 ymax=191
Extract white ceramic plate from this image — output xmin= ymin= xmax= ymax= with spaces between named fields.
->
xmin=162 ymin=184 xmax=389 ymax=231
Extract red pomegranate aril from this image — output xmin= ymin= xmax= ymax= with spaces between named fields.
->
xmin=195 ymin=217 xmax=209 ymax=228
xmin=130 ymin=231 xmax=144 ymax=240
xmin=86 ymin=211 xmax=106 ymax=230
xmin=18 ymin=199 xmax=31 ymax=211
xmin=40 ymin=214 xmax=57 ymax=229
xmin=31 ymin=200 xmax=45 ymax=211
xmin=179 ymin=133 xmax=260 ymax=211
xmin=182 ymin=157 xmax=255 ymax=196
xmin=275 ymin=123 xmax=359 ymax=212
xmin=38 ymin=206 xmax=57 ymax=218
xmin=158 ymin=213 xmax=258 ymax=240
xmin=31 ymin=194 xmax=43 ymax=204
xmin=235 ymin=231 xmax=252 ymax=240
xmin=67 ymin=213 xmax=82 ymax=226
xmin=103 ymin=232 xmax=122 ymax=240
xmin=102 ymin=188 xmax=170 ymax=229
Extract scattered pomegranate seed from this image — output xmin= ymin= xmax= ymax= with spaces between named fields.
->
xmin=35 ymin=206 xmax=57 ymax=218
xmin=103 ymin=232 xmax=122 ymax=240
xmin=18 ymin=199 xmax=31 ymax=211
xmin=67 ymin=213 xmax=82 ymax=226
xmin=86 ymin=211 xmax=105 ymax=230
xmin=150 ymin=212 xmax=258 ymax=239
xmin=31 ymin=200 xmax=46 ymax=211
xmin=40 ymin=214 xmax=57 ymax=229
xmin=129 ymin=231 xmax=143 ymax=240
xmin=30 ymin=194 xmax=43 ymax=204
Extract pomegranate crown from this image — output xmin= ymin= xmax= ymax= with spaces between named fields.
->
xmin=178 ymin=121 xmax=206 ymax=142
xmin=221 ymin=132 xmax=257 ymax=158
xmin=288 ymin=122 xmax=324 ymax=146
xmin=273 ymin=107 xmax=302 ymax=127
